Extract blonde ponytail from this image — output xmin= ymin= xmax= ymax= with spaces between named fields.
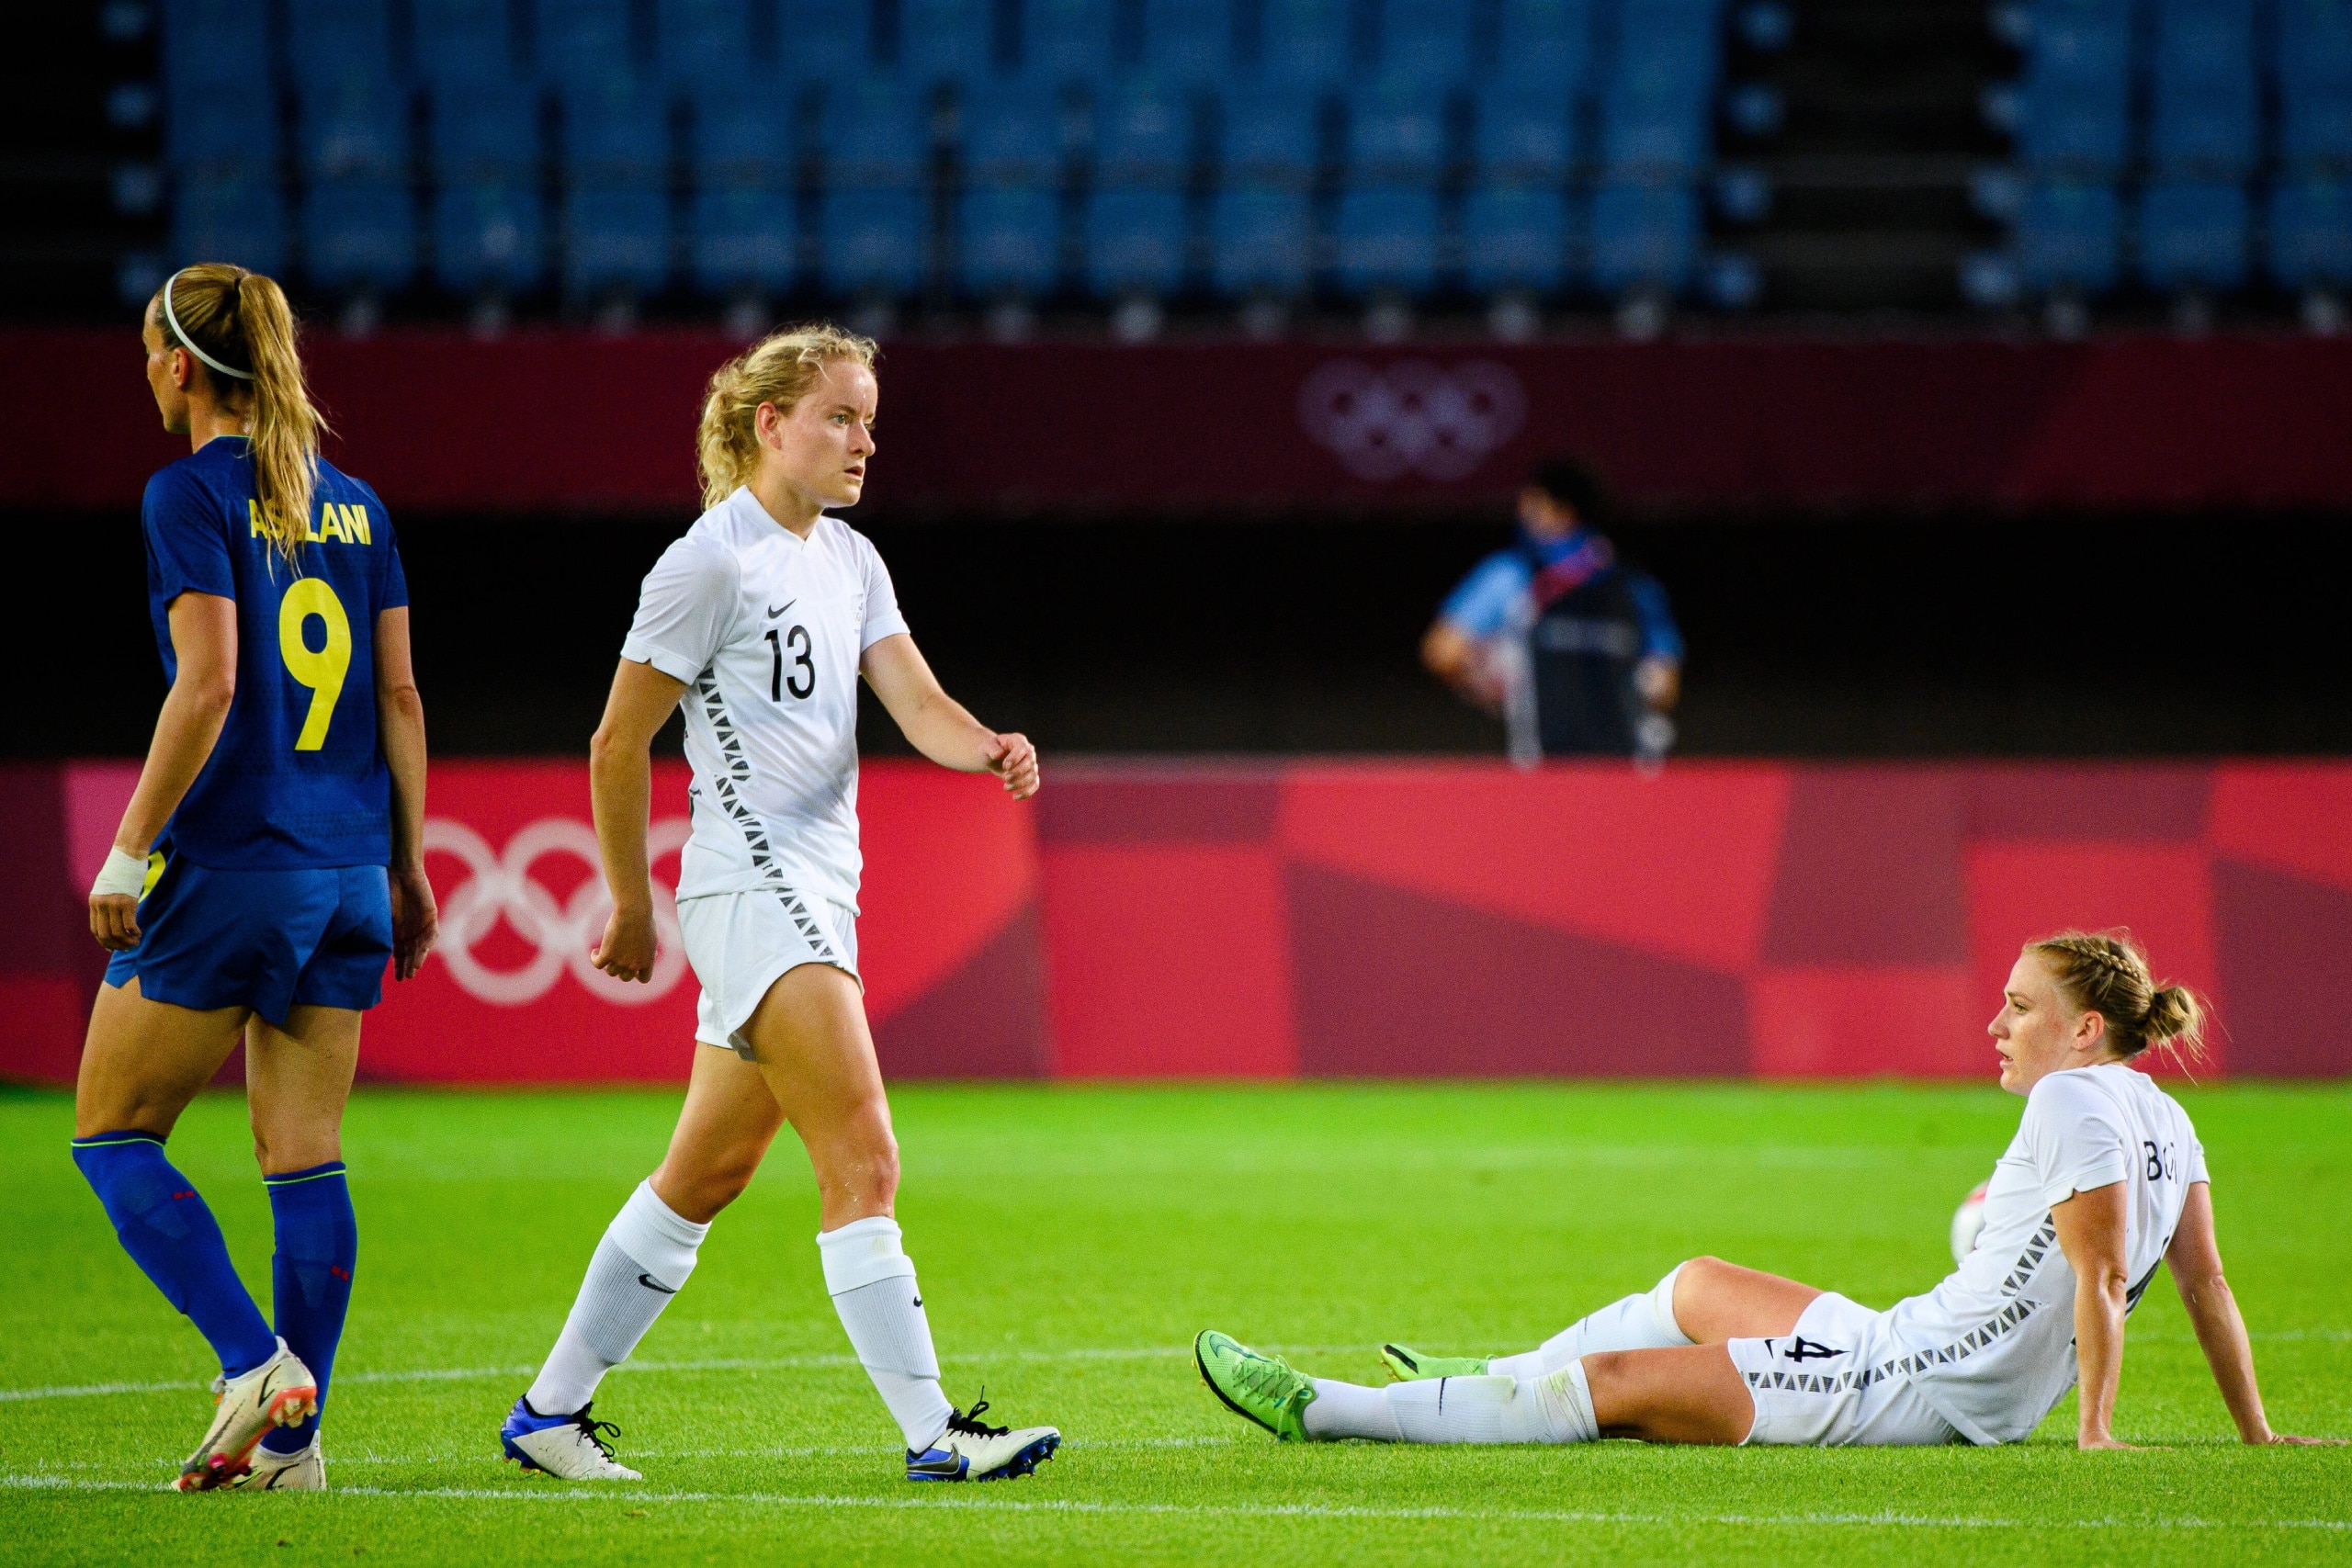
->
xmin=2026 ymin=929 xmax=2210 ymax=1066
xmin=152 ymin=264 xmax=329 ymax=570
xmin=695 ymin=323 xmax=878 ymax=511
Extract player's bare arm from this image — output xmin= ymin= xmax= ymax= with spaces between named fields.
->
xmin=587 ymin=656 xmax=691 ymax=984
xmin=91 ymin=590 xmax=238 ymax=951
xmin=862 ymin=632 xmax=1039 ymax=798
xmin=375 ymin=605 xmax=437 ymax=980
xmin=2052 ymin=1180 xmax=2134 ymax=1450
xmin=2166 ymin=1181 xmax=2342 ymax=1445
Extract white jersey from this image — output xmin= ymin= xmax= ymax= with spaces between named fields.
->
xmin=619 ymin=487 xmax=909 ymax=912
xmin=1879 ymin=1062 xmax=2205 ymax=1444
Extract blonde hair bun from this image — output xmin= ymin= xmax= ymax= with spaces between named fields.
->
xmin=2025 ymin=929 xmax=2209 ymax=1064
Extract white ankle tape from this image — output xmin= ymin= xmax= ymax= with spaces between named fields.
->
xmin=1535 ymin=1361 xmax=1600 ymax=1443
xmin=606 ymin=1179 xmax=709 ymax=1291
xmin=817 ymin=1214 xmax=916 ymax=1294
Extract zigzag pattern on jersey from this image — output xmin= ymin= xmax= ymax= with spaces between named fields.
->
xmin=1742 ymin=1219 xmax=2062 ymax=1397
xmin=694 ymin=671 xmax=839 ymax=964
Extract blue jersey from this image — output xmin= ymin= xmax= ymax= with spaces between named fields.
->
xmin=141 ymin=435 xmax=409 ymax=869
xmin=1437 ymin=527 xmax=1684 ymax=663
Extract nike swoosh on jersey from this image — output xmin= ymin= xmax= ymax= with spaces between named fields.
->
xmin=766 ymin=600 xmax=796 ymax=618
xmin=638 ymin=1273 xmax=678 ymax=1294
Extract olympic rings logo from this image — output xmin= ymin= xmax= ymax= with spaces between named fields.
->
xmin=1296 ymin=360 xmax=1529 ymax=482
xmin=422 ymin=816 xmax=693 ymax=1006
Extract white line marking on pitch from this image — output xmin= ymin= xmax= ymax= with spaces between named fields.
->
xmin=3 ymin=1474 xmax=2347 ymax=1532
xmin=0 ymin=1344 xmax=1357 ymax=1405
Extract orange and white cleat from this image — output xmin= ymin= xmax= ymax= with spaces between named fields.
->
xmin=173 ymin=1338 xmax=317 ymax=1492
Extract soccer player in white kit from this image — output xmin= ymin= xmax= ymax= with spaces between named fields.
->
xmin=1199 ymin=931 xmax=2343 ymax=1453
xmin=499 ymin=325 xmax=1058 ymax=1483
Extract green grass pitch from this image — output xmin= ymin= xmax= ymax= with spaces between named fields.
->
xmin=4 ymin=1080 xmax=2348 ymax=1565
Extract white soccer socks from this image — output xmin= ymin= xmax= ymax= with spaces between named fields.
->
xmin=526 ymin=1180 xmax=710 ymax=1416
xmin=817 ymin=1215 xmax=955 ymax=1453
xmin=1487 ymin=1263 xmax=1694 ymax=1378
xmin=1304 ymin=1363 xmax=1599 ymax=1445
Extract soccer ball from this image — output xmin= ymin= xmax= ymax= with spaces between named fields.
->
xmin=1950 ymin=1179 xmax=1990 ymax=1265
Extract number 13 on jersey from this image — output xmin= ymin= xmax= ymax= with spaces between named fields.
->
xmin=278 ymin=578 xmax=351 ymax=750
xmin=766 ymin=624 xmax=813 ymax=701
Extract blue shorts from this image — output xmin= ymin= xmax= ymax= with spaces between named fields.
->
xmin=105 ymin=856 xmax=393 ymax=1023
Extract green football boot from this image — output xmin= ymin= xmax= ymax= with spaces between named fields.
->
xmin=1378 ymin=1344 xmax=1489 ymax=1382
xmin=1193 ymin=1330 xmax=1316 ymax=1442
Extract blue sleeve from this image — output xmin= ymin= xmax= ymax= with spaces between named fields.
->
xmin=1437 ymin=552 xmax=1530 ymax=641
xmin=141 ymin=465 xmax=235 ymax=604
xmin=365 ymin=485 xmax=409 ymax=611
xmin=1628 ymin=571 xmax=1683 ymax=661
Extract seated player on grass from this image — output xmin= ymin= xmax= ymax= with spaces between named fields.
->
xmin=1198 ymin=931 xmax=2343 ymax=1453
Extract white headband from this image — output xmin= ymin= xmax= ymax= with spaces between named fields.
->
xmin=161 ymin=268 xmax=254 ymax=381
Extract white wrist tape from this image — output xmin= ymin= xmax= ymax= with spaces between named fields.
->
xmin=91 ymin=848 xmax=150 ymax=900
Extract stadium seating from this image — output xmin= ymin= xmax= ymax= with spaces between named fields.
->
xmin=2269 ymin=176 xmax=2352 ymax=288
xmin=2137 ymin=179 xmax=2251 ymax=290
xmin=688 ymin=87 xmax=798 ymax=296
xmin=2015 ymin=178 xmax=2121 ymax=293
xmin=2146 ymin=0 xmax=2257 ymax=177
xmin=161 ymin=0 xmax=1758 ymax=310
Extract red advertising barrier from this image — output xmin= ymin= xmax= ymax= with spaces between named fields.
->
xmin=6 ymin=758 xmax=2351 ymax=1083
xmin=9 ymin=331 xmax=2352 ymax=515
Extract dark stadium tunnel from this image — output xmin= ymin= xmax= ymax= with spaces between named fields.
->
xmin=14 ymin=502 xmax=2352 ymax=761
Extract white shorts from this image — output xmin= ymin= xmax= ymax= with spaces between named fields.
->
xmin=1727 ymin=1292 xmax=1963 ymax=1448
xmin=678 ymin=889 xmax=860 ymax=1057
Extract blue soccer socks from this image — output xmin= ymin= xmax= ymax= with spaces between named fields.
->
xmin=71 ymin=1132 xmax=277 ymax=1379
xmin=260 ymin=1160 xmax=356 ymax=1456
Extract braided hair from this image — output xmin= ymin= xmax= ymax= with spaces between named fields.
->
xmin=2025 ymin=930 xmax=2207 ymax=1064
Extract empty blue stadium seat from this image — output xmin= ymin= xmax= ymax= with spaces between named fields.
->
xmin=1209 ymin=182 xmax=1313 ymax=292
xmin=1024 ymin=0 xmax=1117 ymax=83
xmin=1347 ymin=76 xmax=1449 ymax=179
xmin=297 ymin=70 xmax=410 ymax=181
xmin=2267 ymin=177 xmax=2352 ymax=287
xmin=818 ymin=77 xmax=930 ymax=183
xmin=174 ymin=170 xmax=288 ymax=273
xmin=776 ymin=0 xmax=871 ymax=79
xmin=820 ymin=186 xmax=929 ymax=294
xmin=1596 ymin=2 xmax=1720 ymax=178
xmin=661 ymin=0 xmax=754 ymax=87
xmin=2278 ymin=0 xmax=2352 ymax=171
xmin=304 ymin=177 xmax=417 ymax=291
xmin=433 ymin=179 xmax=548 ymax=292
xmin=1463 ymin=179 xmax=1570 ymax=293
xmin=2137 ymin=179 xmax=2249 ymax=289
xmin=2146 ymin=0 xmax=2256 ymax=175
xmin=2015 ymin=179 xmax=2120 ymax=292
xmin=1589 ymin=181 xmax=1698 ymax=292
xmin=689 ymin=89 xmax=797 ymax=293
xmin=428 ymin=79 xmax=544 ymax=293
xmin=959 ymin=184 xmax=1059 ymax=293
xmin=1141 ymin=0 xmax=1232 ymax=83
xmin=902 ymin=0 xmax=1000 ymax=85
xmin=1218 ymin=92 xmax=1320 ymax=179
xmin=165 ymin=85 xmax=279 ymax=170
xmin=1085 ymin=184 xmax=1189 ymax=294
xmin=1474 ymin=86 xmax=1578 ymax=179
xmin=540 ymin=0 xmax=643 ymax=86
xmin=285 ymin=0 xmax=395 ymax=75
xmin=1492 ymin=0 xmax=1595 ymax=94
xmin=413 ymin=0 xmax=523 ymax=88
xmin=1333 ymin=182 xmax=1440 ymax=293
xmin=561 ymin=80 xmax=672 ymax=295
xmin=1096 ymin=81 xmax=1193 ymax=176
xmin=162 ymin=0 xmax=271 ymax=91
xmin=963 ymin=85 xmax=1063 ymax=182
xmin=1378 ymin=0 xmax=1474 ymax=85
xmin=2016 ymin=81 xmax=2131 ymax=173
xmin=1259 ymin=0 xmax=1351 ymax=88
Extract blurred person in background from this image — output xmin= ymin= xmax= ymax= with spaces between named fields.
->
xmin=1420 ymin=458 xmax=1682 ymax=765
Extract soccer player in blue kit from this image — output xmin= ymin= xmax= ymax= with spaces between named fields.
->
xmin=74 ymin=264 xmax=436 ymax=1492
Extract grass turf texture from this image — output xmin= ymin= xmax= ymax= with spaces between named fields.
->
xmin=2 ymin=1081 xmax=2346 ymax=1566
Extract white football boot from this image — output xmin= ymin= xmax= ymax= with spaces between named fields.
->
xmin=230 ymin=1438 xmax=324 ymax=1491
xmin=174 ymin=1338 xmax=318 ymax=1492
xmin=499 ymin=1397 xmax=643 ymax=1480
xmin=906 ymin=1402 xmax=1061 ymax=1482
